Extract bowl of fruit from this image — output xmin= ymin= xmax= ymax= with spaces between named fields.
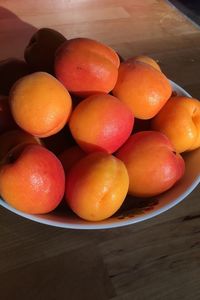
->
xmin=0 ymin=29 xmax=199 ymax=229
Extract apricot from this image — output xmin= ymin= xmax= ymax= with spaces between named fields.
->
xmin=58 ymin=146 xmax=86 ymax=174
xmin=112 ymin=61 xmax=172 ymax=119
xmin=65 ymin=152 xmax=129 ymax=221
xmin=0 ymin=144 xmax=65 ymax=214
xmin=69 ymin=93 xmax=134 ymax=153
xmin=151 ymin=96 xmax=200 ymax=153
xmin=0 ymin=58 xmax=31 ymax=95
xmin=127 ymin=55 xmax=161 ymax=71
xmin=10 ymin=72 xmax=72 ymax=137
xmin=0 ymin=96 xmax=16 ymax=133
xmin=55 ymin=38 xmax=120 ymax=96
xmin=24 ymin=28 xmax=66 ymax=74
xmin=0 ymin=129 xmax=41 ymax=162
xmin=116 ymin=131 xmax=185 ymax=197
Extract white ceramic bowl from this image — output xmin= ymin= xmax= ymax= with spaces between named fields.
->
xmin=0 ymin=81 xmax=200 ymax=229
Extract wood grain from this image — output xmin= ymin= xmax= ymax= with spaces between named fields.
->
xmin=0 ymin=0 xmax=200 ymax=299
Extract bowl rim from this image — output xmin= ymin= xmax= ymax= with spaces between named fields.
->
xmin=0 ymin=80 xmax=199 ymax=230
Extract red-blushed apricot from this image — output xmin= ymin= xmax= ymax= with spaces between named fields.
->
xmin=127 ymin=55 xmax=161 ymax=71
xmin=24 ymin=28 xmax=66 ymax=74
xmin=151 ymin=96 xmax=200 ymax=153
xmin=112 ymin=61 xmax=172 ymax=119
xmin=9 ymin=72 xmax=72 ymax=137
xmin=58 ymin=146 xmax=86 ymax=174
xmin=65 ymin=152 xmax=129 ymax=221
xmin=0 ymin=144 xmax=65 ymax=214
xmin=69 ymin=93 xmax=134 ymax=153
xmin=55 ymin=38 xmax=120 ymax=96
xmin=0 ymin=129 xmax=41 ymax=161
xmin=0 ymin=96 xmax=17 ymax=134
xmin=116 ymin=131 xmax=185 ymax=197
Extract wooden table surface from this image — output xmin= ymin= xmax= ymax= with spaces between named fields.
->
xmin=0 ymin=1 xmax=200 ymax=299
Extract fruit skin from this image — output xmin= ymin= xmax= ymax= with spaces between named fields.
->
xmin=24 ymin=28 xmax=66 ymax=74
xmin=58 ymin=146 xmax=85 ymax=173
xmin=0 ymin=129 xmax=41 ymax=162
xmin=112 ymin=61 xmax=172 ymax=119
xmin=65 ymin=152 xmax=129 ymax=221
xmin=0 ymin=96 xmax=16 ymax=133
xmin=0 ymin=144 xmax=65 ymax=214
xmin=10 ymin=72 xmax=72 ymax=138
xmin=151 ymin=96 xmax=200 ymax=153
xmin=116 ymin=131 xmax=185 ymax=197
xmin=55 ymin=38 xmax=120 ymax=96
xmin=69 ymin=93 xmax=134 ymax=153
xmin=127 ymin=55 xmax=161 ymax=71
xmin=0 ymin=58 xmax=31 ymax=96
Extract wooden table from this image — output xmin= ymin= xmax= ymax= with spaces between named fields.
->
xmin=0 ymin=1 xmax=200 ymax=299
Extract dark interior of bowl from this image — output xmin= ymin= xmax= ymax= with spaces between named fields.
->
xmin=52 ymin=195 xmax=160 ymax=221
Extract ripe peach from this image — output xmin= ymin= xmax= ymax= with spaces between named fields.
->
xmin=112 ymin=61 xmax=172 ymax=119
xmin=0 ymin=96 xmax=16 ymax=134
xmin=55 ymin=38 xmax=120 ymax=96
xmin=65 ymin=152 xmax=129 ymax=221
xmin=151 ymin=96 xmax=200 ymax=153
xmin=58 ymin=146 xmax=85 ymax=173
xmin=69 ymin=93 xmax=134 ymax=153
xmin=0 ymin=144 xmax=65 ymax=214
xmin=24 ymin=28 xmax=66 ymax=74
xmin=127 ymin=55 xmax=161 ymax=71
xmin=116 ymin=131 xmax=185 ymax=197
xmin=10 ymin=72 xmax=72 ymax=137
xmin=0 ymin=129 xmax=41 ymax=161
xmin=0 ymin=58 xmax=31 ymax=95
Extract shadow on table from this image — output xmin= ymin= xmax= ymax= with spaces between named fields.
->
xmin=0 ymin=6 xmax=37 ymax=59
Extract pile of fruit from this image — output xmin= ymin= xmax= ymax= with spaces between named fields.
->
xmin=0 ymin=28 xmax=199 ymax=222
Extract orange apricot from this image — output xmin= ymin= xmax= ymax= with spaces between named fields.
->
xmin=65 ymin=152 xmax=129 ymax=221
xmin=127 ymin=55 xmax=161 ymax=71
xmin=112 ymin=61 xmax=172 ymax=119
xmin=151 ymin=96 xmax=200 ymax=153
xmin=10 ymin=72 xmax=72 ymax=137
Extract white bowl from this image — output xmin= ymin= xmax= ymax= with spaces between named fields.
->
xmin=0 ymin=81 xmax=200 ymax=229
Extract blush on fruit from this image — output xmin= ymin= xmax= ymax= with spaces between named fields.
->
xmin=69 ymin=93 xmax=134 ymax=153
xmin=0 ymin=144 xmax=65 ymax=214
xmin=116 ymin=131 xmax=185 ymax=197
xmin=55 ymin=37 xmax=120 ymax=96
